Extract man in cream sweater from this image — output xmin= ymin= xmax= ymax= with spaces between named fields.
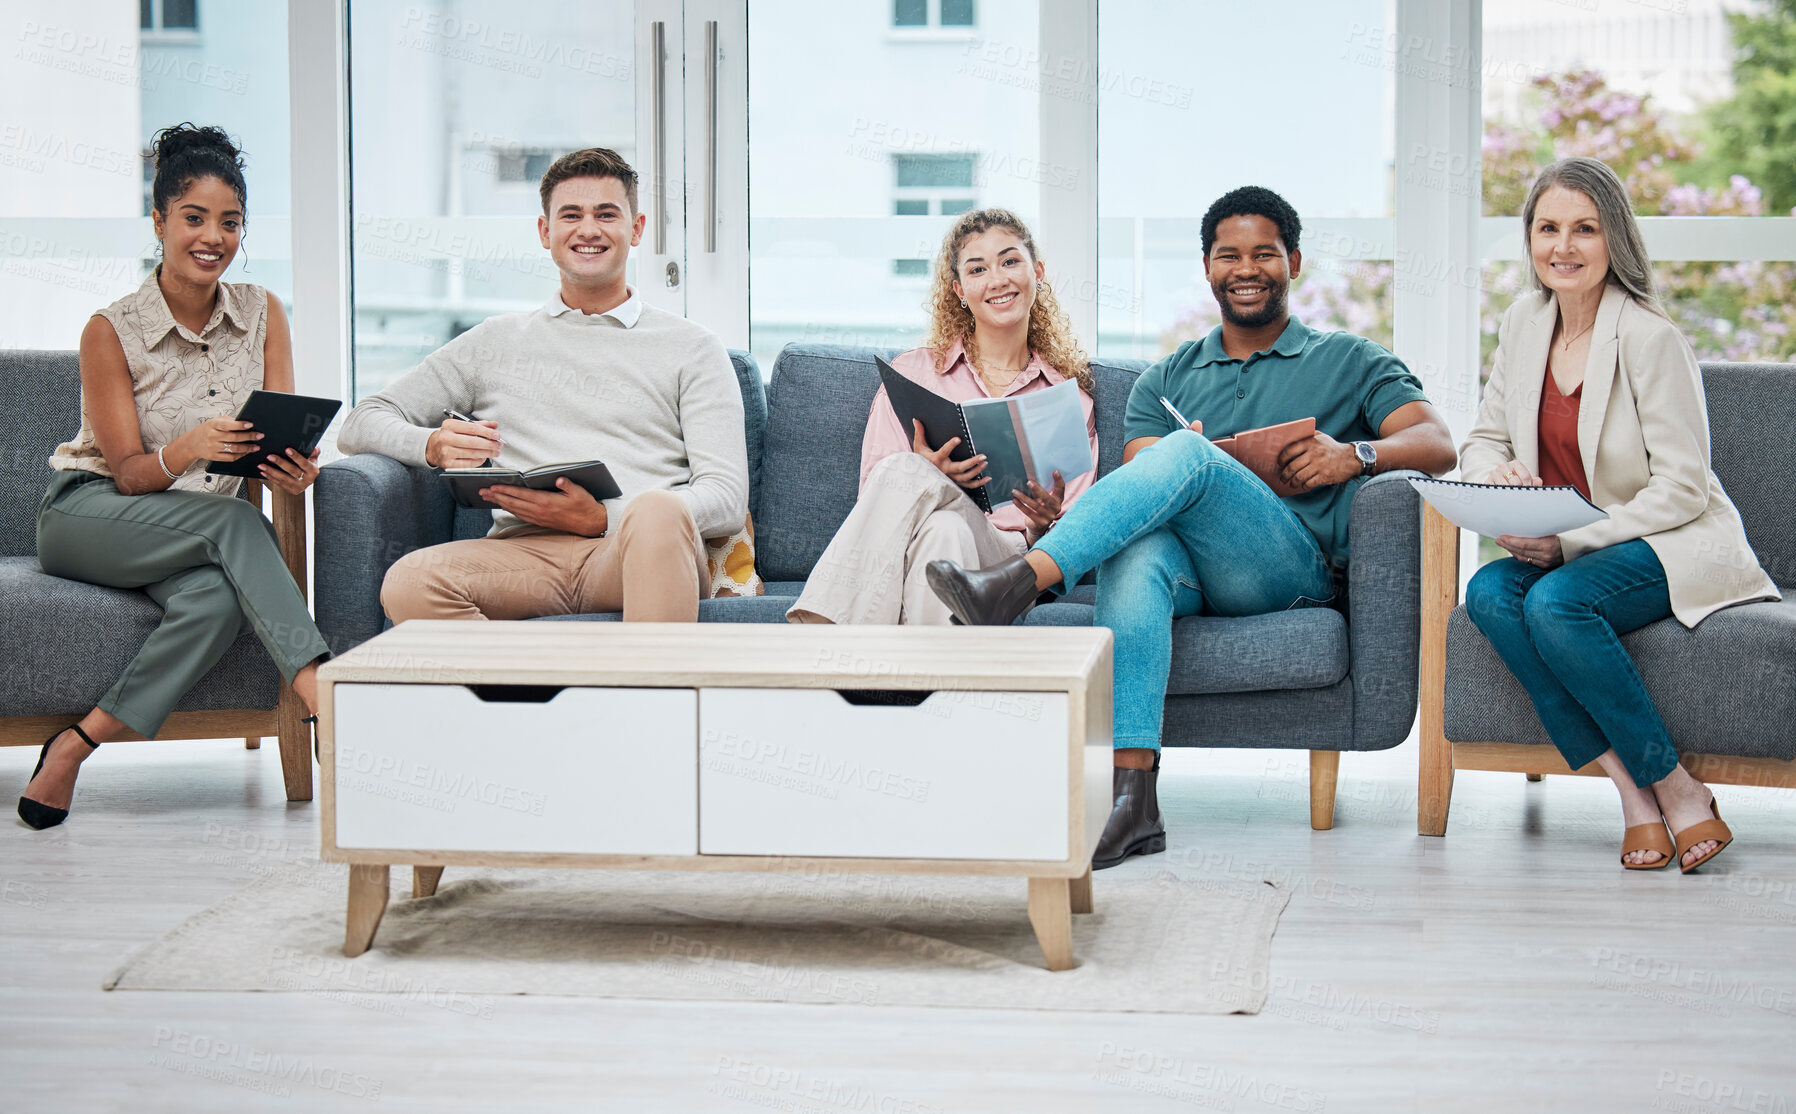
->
xmin=337 ymin=148 xmax=747 ymax=622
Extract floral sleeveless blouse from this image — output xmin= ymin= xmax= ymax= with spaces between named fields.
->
xmin=50 ymin=267 xmax=268 ymax=497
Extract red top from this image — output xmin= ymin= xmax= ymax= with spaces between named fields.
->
xmin=1536 ymin=370 xmax=1590 ymax=499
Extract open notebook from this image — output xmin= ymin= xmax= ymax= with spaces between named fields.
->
xmin=876 ymin=356 xmax=1094 ymax=513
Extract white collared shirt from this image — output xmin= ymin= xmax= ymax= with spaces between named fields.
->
xmin=546 ymin=286 xmax=642 ymax=328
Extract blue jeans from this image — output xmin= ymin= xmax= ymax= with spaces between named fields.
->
xmin=1463 ymin=539 xmax=1677 ymax=787
xmin=1034 ymin=431 xmax=1335 ymax=750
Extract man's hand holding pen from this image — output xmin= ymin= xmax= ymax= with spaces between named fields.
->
xmin=426 ymin=407 xmax=503 ymax=469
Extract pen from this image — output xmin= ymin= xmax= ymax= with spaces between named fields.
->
xmin=443 ymin=409 xmax=498 ymax=467
xmin=1159 ymin=396 xmax=1194 ymax=430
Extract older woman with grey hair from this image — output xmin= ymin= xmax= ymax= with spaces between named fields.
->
xmin=1460 ymin=156 xmax=1778 ymax=872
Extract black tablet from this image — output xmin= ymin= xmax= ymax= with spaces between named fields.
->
xmin=204 ymin=390 xmax=343 ymax=478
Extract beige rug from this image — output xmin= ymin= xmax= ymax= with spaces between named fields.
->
xmin=106 ymin=861 xmax=1289 ymax=1014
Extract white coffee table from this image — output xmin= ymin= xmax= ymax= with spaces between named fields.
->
xmin=316 ymin=621 xmax=1113 ymax=970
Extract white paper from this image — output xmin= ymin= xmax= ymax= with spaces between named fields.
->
xmin=1407 ymin=477 xmax=1608 ymax=538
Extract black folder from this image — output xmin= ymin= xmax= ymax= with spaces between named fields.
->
xmin=875 ymin=355 xmax=993 ymax=512
xmin=204 ymin=390 xmax=342 ymax=478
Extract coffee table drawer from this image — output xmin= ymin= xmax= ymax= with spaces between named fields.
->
xmin=331 ymin=684 xmax=696 ymax=854
xmin=698 ymin=688 xmax=1070 ymax=860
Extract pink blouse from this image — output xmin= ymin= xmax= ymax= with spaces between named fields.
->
xmin=860 ymin=339 xmax=1101 ymax=535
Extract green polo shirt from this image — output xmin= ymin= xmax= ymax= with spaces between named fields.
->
xmin=1123 ymin=318 xmax=1428 ymax=567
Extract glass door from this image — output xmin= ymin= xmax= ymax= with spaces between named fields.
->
xmin=345 ymin=0 xmax=661 ymax=399
xmin=744 ymin=0 xmax=1048 ymax=374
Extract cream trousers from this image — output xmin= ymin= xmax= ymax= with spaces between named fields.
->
xmin=787 ymin=452 xmax=1026 ymax=626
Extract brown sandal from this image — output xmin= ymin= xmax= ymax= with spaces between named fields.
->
xmin=1621 ymin=821 xmax=1674 ymax=870
xmin=1673 ymin=799 xmax=1733 ymax=874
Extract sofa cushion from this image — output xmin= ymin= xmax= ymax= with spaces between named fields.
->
xmin=0 ymin=557 xmax=280 ymax=719
xmin=2 ymin=351 xmax=79 ymax=558
xmin=1700 ymin=362 xmax=1796 ymax=588
xmin=1024 ymin=603 xmax=1349 ymax=696
xmin=755 ymin=345 xmax=900 ymax=582
xmin=1443 ymin=590 xmax=1796 ymax=761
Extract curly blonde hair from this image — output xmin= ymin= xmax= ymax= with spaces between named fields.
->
xmin=922 ymin=208 xmax=1092 ymax=391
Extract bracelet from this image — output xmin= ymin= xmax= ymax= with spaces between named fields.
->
xmin=156 ymin=446 xmax=180 ymax=481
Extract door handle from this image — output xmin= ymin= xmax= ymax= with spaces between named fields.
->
xmin=651 ymin=19 xmax=667 ymax=255
xmin=704 ymin=19 xmax=718 ymax=253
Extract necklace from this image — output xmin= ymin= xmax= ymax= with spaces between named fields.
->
xmin=972 ymin=353 xmax=1029 ymax=393
xmin=1557 ymin=319 xmax=1596 ymax=352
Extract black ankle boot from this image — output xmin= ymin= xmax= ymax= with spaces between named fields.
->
xmin=17 ymin=724 xmax=100 ymax=831
xmin=1091 ymin=755 xmax=1165 ymax=870
xmin=925 ymin=555 xmax=1038 ymax=626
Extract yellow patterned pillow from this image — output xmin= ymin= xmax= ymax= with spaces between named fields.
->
xmin=705 ymin=512 xmax=764 ymax=598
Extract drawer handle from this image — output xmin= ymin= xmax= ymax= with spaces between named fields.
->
xmin=834 ymin=689 xmax=933 ymax=708
xmin=466 ymin=684 xmax=564 ymax=703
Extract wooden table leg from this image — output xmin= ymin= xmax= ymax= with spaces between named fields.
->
xmin=413 ymin=865 xmax=445 ymax=899
xmin=344 ymin=864 xmax=390 ymax=957
xmin=1027 ymin=877 xmax=1076 ymax=971
xmin=1069 ymin=867 xmax=1093 ymax=915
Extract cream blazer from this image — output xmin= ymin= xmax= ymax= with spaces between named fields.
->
xmin=1461 ymin=284 xmax=1778 ymax=627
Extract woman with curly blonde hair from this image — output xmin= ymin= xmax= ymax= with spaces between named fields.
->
xmin=787 ymin=208 xmax=1099 ymax=626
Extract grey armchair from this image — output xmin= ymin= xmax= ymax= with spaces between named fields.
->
xmin=0 ymin=350 xmax=315 ymax=801
xmin=1418 ymin=361 xmax=1796 ymax=834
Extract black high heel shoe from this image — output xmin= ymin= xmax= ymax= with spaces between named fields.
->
xmin=304 ymin=715 xmax=319 ymax=761
xmin=18 ymin=724 xmax=100 ymax=831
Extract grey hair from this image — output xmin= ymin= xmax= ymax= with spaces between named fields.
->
xmin=1521 ymin=156 xmax=1664 ymax=316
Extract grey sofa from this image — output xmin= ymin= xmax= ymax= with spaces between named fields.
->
xmin=1418 ymin=362 xmax=1796 ymax=834
xmin=315 ymin=344 xmax=1431 ymax=828
xmin=0 ymin=350 xmax=315 ymax=801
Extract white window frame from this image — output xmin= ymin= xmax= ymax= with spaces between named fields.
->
xmin=286 ymin=0 xmax=1796 ymax=409
xmin=140 ymin=0 xmax=201 ymax=43
xmin=888 ymin=0 xmax=979 ymax=39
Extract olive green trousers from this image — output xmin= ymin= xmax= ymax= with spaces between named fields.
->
xmin=36 ymin=470 xmax=329 ymax=737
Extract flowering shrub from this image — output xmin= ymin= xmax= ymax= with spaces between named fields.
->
xmin=1158 ymin=69 xmax=1796 ymax=367
xmin=1483 ymin=70 xmax=1796 ymax=368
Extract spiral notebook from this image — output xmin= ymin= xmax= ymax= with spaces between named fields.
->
xmin=875 ymin=355 xmax=1094 ymax=513
xmin=1408 ymin=477 xmax=1607 ymax=538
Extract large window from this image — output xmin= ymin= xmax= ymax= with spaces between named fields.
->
xmin=1096 ymin=0 xmax=1395 ymax=360
xmin=0 ymin=1 xmax=289 ymax=352
xmin=1481 ymin=0 xmax=1796 ymax=367
xmin=347 ymin=1 xmax=635 ymax=399
xmin=748 ymin=0 xmax=1040 ymax=372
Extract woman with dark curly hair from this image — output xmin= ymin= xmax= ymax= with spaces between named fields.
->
xmin=786 ymin=208 xmax=1099 ymax=626
xmin=21 ymin=123 xmax=331 ymax=830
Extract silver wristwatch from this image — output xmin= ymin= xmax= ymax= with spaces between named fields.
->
xmin=1353 ymin=441 xmax=1377 ymax=477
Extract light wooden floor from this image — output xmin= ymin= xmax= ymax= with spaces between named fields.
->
xmin=2 ymin=734 xmax=1793 ymax=1114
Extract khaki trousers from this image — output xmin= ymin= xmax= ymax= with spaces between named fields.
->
xmin=788 ymin=452 xmax=1026 ymax=626
xmin=381 ymin=490 xmax=708 ymax=622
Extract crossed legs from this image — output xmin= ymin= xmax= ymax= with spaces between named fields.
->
xmin=1465 ymin=541 xmax=1724 ymax=869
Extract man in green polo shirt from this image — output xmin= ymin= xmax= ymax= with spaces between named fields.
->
xmin=927 ymin=185 xmax=1456 ymax=868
